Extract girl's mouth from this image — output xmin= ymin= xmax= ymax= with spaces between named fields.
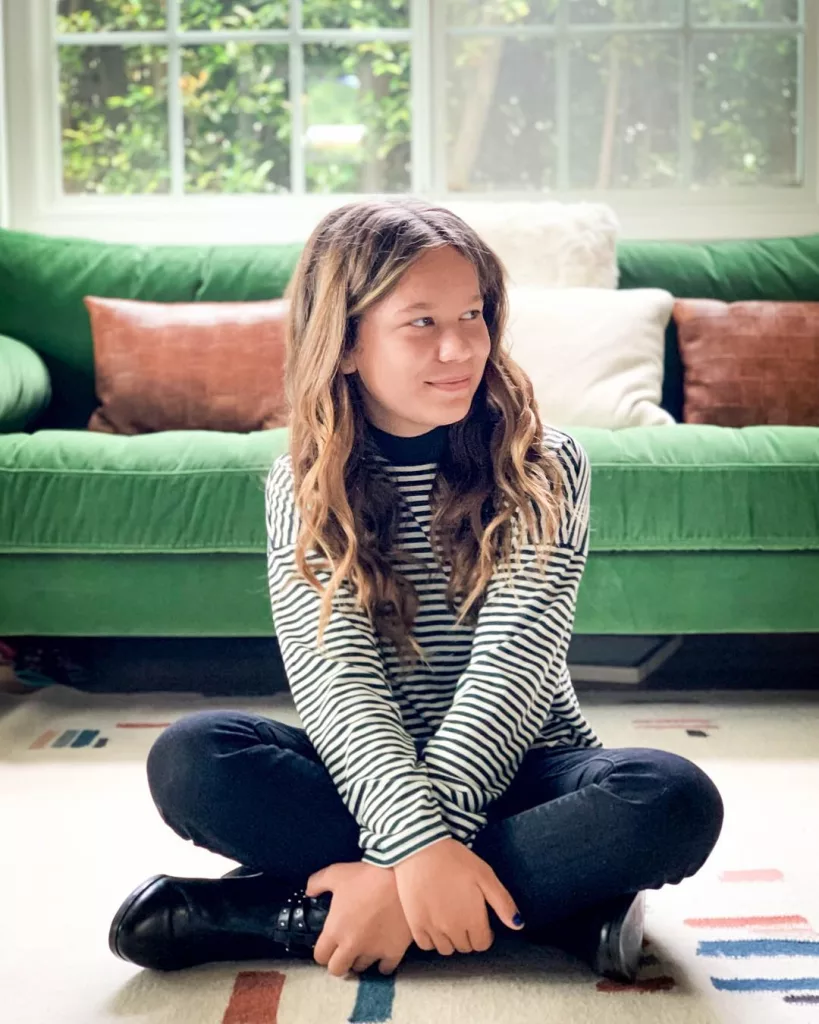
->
xmin=427 ymin=376 xmax=471 ymax=392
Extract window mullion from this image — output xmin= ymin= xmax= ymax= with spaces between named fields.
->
xmin=429 ymin=0 xmax=447 ymax=193
xmin=796 ymin=0 xmax=805 ymax=185
xmin=410 ymin=0 xmax=432 ymax=194
xmin=556 ymin=0 xmax=569 ymax=190
xmin=679 ymin=0 xmax=693 ymax=189
xmin=166 ymin=0 xmax=185 ymax=196
xmin=290 ymin=0 xmax=305 ymax=195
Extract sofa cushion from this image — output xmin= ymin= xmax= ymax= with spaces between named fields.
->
xmin=0 ymin=425 xmax=816 ymax=554
xmin=0 ymin=334 xmax=52 ymax=432
xmin=84 ymin=297 xmax=290 ymax=434
xmin=445 ymin=200 xmax=620 ymax=288
xmin=506 ymin=286 xmax=675 ymax=429
xmin=673 ymin=299 xmax=819 ymax=427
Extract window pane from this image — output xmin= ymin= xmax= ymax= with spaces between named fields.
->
xmin=568 ymin=0 xmax=682 ymax=23
xmin=692 ymin=33 xmax=799 ymax=185
xmin=57 ymin=0 xmax=166 ymax=32
xmin=446 ymin=36 xmax=556 ymax=191
xmin=182 ymin=44 xmax=290 ymax=193
xmin=180 ymin=1 xmax=288 ymax=30
xmin=302 ymin=0 xmax=409 ymax=29
xmin=59 ymin=45 xmax=169 ymax=194
xmin=446 ymin=1 xmax=559 ymax=27
xmin=303 ymin=43 xmax=411 ymax=193
xmin=569 ymin=34 xmax=680 ymax=187
xmin=692 ymin=0 xmax=799 ymax=23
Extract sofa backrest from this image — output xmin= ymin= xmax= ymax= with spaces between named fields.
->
xmin=2 ymin=227 xmax=819 ymax=429
xmin=0 ymin=230 xmax=303 ymax=430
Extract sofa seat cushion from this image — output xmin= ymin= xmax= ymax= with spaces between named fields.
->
xmin=0 ymin=424 xmax=817 ymax=554
xmin=0 ymin=428 xmax=289 ymax=553
xmin=570 ymin=423 xmax=819 ymax=552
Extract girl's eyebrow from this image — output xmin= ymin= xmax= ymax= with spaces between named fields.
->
xmin=396 ymin=293 xmax=483 ymax=315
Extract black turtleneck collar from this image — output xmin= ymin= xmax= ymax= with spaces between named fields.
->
xmin=365 ymin=420 xmax=448 ymax=466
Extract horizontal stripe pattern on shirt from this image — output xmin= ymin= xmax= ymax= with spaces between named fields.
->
xmin=265 ymin=426 xmax=602 ymax=868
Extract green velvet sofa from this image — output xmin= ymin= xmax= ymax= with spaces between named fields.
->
xmin=1 ymin=227 xmax=818 ymax=639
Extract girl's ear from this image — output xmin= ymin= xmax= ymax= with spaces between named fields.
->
xmin=340 ymin=352 xmax=356 ymax=375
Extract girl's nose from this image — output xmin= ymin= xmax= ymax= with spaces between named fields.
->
xmin=438 ymin=329 xmax=473 ymax=360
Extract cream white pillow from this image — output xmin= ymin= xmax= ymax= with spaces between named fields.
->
xmin=505 ymin=286 xmax=676 ymax=429
xmin=443 ymin=200 xmax=620 ymax=289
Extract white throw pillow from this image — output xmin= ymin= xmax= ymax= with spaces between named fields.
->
xmin=505 ymin=286 xmax=676 ymax=429
xmin=444 ymin=200 xmax=620 ymax=289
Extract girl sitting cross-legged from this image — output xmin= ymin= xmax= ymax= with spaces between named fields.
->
xmin=108 ymin=196 xmax=724 ymax=985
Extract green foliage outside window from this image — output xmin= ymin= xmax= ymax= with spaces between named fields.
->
xmin=56 ymin=0 xmax=800 ymax=195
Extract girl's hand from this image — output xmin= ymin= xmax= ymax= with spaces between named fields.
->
xmin=305 ymin=861 xmax=414 ymax=978
xmin=392 ymin=837 xmax=524 ymax=955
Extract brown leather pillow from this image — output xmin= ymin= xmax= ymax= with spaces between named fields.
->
xmin=673 ymin=299 xmax=819 ymax=427
xmin=84 ymin=296 xmax=290 ymax=434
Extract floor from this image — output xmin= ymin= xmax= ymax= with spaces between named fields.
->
xmin=1 ymin=683 xmax=818 ymax=1024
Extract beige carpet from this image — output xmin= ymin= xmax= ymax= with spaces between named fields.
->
xmin=2 ymin=684 xmax=818 ymax=1024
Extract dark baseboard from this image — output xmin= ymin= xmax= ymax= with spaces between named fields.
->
xmin=5 ymin=632 xmax=817 ymax=696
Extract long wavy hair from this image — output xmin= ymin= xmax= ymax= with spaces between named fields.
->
xmin=276 ymin=197 xmax=570 ymax=673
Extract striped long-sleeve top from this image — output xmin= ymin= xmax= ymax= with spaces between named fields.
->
xmin=264 ymin=421 xmax=603 ymax=869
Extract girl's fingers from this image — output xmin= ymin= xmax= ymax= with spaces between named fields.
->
xmin=413 ymin=928 xmax=436 ymax=951
xmin=431 ymin=931 xmax=455 ymax=956
xmin=468 ymin=925 xmax=494 ymax=952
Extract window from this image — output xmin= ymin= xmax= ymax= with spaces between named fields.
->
xmin=56 ymin=0 xmax=414 ymax=195
xmin=4 ymin=0 xmax=818 ymax=240
xmin=444 ymin=0 xmax=804 ymax=192
xmin=53 ymin=0 xmax=806 ymax=196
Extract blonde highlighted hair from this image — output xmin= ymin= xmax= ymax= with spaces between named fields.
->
xmin=277 ymin=196 xmax=568 ymax=671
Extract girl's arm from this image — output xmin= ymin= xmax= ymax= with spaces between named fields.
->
xmin=265 ymin=457 xmax=452 ymax=870
xmin=420 ymin=434 xmax=594 ymax=848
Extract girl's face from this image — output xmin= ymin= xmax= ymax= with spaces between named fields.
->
xmin=340 ymin=245 xmax=492 ymax=437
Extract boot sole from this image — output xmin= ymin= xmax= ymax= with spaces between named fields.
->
xmin=109 ymin=873 xmax=167 ymax=962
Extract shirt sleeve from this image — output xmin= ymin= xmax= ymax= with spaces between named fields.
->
xmin=419 ymin=433 xmax=592 ymax=849
xmin=264 ymin=455 xmax=453 ymax=869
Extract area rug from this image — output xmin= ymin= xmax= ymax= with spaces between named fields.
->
xmin=1 ymin=685 xmax=818 ymax=1024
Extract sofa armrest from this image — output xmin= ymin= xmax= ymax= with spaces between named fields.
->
xmin=0 ymin=333 xmax=52 ymax=432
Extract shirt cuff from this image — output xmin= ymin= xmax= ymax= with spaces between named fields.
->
xmin=359 ymin=827 xmax=453 ymax=868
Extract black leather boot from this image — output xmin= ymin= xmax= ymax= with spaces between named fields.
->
xmin=108 ymin=872 xmax=332 ymax=971
xmin=589 ymin=890 xmax=646 ymax=983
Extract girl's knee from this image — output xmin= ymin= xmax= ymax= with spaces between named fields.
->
xmin=146 ymin=711 xmax=237 ymax=817
xmin=654 ymin=751 xmax=725 ymax=852
xmin=608 ymin=750 xmax=724 ymax=886
xmin=607 ymin=748 xmax=724 ymax=851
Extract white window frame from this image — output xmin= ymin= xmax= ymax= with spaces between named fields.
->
xmin=0 ymin=0 xmax=9 ymax=229
xmin=4 ymin=0 xmax=819 ymax=243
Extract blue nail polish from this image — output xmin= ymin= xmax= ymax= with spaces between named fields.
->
xmin=513 ymin=912 xmax=524 ymax=927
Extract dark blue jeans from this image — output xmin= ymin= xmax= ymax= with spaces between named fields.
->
xmin=145 ymin=710 xmax=724 ymax=944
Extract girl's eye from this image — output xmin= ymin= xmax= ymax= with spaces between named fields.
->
xmin=410 ymin=309 xmax=483 ymax=328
